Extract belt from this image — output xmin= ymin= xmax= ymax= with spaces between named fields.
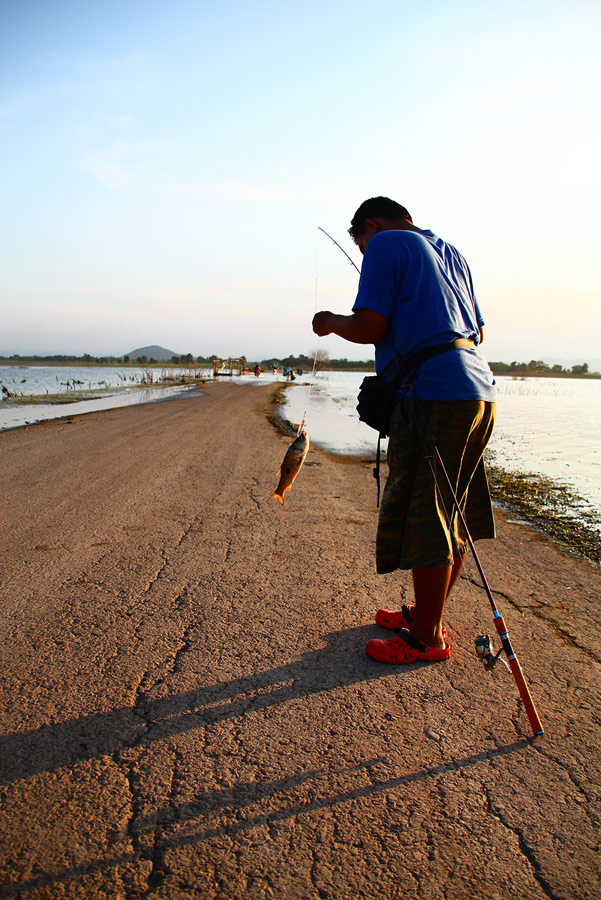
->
xmin=451 ymin=338 xmax=477 ymax=351
xmin=401 ymin=337 xmax=477 ymax=376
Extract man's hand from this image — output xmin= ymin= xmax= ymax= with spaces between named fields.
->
xmin=312 ymin=311 xmax=335 ymax=336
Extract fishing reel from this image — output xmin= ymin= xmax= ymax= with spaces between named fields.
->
xmin=475 ymin=634 xmax=510 ymax=672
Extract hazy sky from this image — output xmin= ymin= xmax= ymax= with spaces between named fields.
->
xmin=2 ymin=0 xmax=600 ymax=362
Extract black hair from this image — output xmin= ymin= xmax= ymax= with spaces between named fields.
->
xmin=348 ymin=196 xmax=412 ymax=242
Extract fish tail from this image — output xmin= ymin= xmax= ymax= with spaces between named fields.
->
xmin=271 ymin=491 xmax=284 ymax=505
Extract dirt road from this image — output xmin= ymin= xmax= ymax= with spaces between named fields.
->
xmin=1 ymin=382 xmax=600 ymax=899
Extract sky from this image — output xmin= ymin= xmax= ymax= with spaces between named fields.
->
xmin=1 ymin=0 xmax=600 ymax=364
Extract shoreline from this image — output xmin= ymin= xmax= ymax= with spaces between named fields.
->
xmin=0 ymin=383 xmax=208 ymax=434
xmin=486 ymin=463 xmax=600 ymax=568
xmin=1 ymin=378 xmax=212 ymax=405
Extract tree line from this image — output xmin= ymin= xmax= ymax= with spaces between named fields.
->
xmin=1 ymin=352 xmax=598 ymax=377
xmin=488 ymin=360 xmax=597 ymax=377
xmin=1 ymin=352 xmax=222 ymax=366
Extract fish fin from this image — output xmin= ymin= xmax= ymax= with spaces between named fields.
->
xmin=271 ymin=492 xmax=284 ymax=505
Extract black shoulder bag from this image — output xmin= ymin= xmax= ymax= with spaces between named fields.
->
xmin=356 ymin=356 xmax=407 ymax=506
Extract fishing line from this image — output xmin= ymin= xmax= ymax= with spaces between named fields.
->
xmin=297 ymin=227 xmax=361 ymax=436
xmin=296 ymin=230 xmax=323 ymax=435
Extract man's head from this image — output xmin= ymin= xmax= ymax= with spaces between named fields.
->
xmin=348 ymin=196 xmax=413 ymax=253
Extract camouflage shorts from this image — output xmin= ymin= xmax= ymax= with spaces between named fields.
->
xmin=376 ymin=398 xmax=496 ymax=572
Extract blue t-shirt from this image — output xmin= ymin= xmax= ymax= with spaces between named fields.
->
xmin=352 ymin=229 xmax=496 ymax=402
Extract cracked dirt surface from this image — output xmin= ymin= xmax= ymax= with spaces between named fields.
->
xmin=1 ymin=381 xmax=600 ymax=899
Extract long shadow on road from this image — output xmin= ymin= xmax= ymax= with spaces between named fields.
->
xmin=0 ymin=623 xmax=472 ymax=786
xmin=1 ymin=741 xmax=532 ymax=898
xmin=2 ymin=624 xmax=538 ymax=898
xmin=3 ymin=625 xmax=416 ymax=786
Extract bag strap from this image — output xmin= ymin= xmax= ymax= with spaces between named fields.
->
xmin=399 ymin=336 xmax=478 ymax=381
xmin=373 ymin=436 xmax=382 ymax=506
xmin=381 ymin=336 xmax=478 ymax=388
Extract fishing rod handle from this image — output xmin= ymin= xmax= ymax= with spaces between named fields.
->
xmin=493 ymin=615 xmax=544 ymax=737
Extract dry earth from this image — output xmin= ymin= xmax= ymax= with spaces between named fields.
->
xmin=1 ymin=381 xmax=600 ymax=900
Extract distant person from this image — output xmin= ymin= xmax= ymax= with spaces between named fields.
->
xmin=312 ymin=196 xmax=496 ymax=665
xmin=254 ymin=364 xmax=261 ymax=377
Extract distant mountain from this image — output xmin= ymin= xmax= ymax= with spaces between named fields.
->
xmin=126 ymin=345 xmax=179 ymax=361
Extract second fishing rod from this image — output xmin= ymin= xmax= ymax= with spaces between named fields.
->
xmin=317 ymin=225 xmax=544 ymax=738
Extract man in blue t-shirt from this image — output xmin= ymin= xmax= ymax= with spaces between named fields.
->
xmin=313 ymin=196 xmax=496 ymax=666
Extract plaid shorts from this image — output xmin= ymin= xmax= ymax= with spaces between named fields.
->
xmin=376 ymin=398 xmax=496 ymax=572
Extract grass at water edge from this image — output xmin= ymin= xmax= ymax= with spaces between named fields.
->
xmin=486 ymin=463 xmax=600 ymax=568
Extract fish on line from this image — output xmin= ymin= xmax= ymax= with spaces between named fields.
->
xmin=271 ymin=431 xmax=309 ymax=505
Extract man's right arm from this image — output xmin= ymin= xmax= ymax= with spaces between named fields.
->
xmin=312 ymin=308 xmax=389 ymax=345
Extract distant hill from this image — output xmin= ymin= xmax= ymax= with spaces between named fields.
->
xmin=126 ymin=345 xmax=178 ymax=361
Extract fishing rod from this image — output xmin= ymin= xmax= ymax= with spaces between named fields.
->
xmin=404 ymin=382 xmax=543 ymax=736
xmin=318 ymin=225 xmax=544 ymax=738
xmin=318 ymin=227 xmax=361 ymax=275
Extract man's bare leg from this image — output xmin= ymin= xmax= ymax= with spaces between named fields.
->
xmin=409 ymin=554 xmax=464 ymax=649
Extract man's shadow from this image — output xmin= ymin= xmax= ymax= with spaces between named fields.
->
xmin=3 ymin=623 xmax=535 ymax=898
xmin=1 ymin=624 xmax=425 ymax=786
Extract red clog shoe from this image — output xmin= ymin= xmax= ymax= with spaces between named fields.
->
xmin=375 ymin=605 xmax=447 ymax=637
xmin=365 ymin=628 xmax=450 ymax=664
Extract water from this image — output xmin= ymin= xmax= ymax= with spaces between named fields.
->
xmin=283 ymin=370 xmax=380 ymax=456
xmin=487 ymin=377 xmax=601 ymax=516
xmin=282 ymin=371 xmax=601 ymax=522
xmin=0 ymin=364 xmax=208 ymax=396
